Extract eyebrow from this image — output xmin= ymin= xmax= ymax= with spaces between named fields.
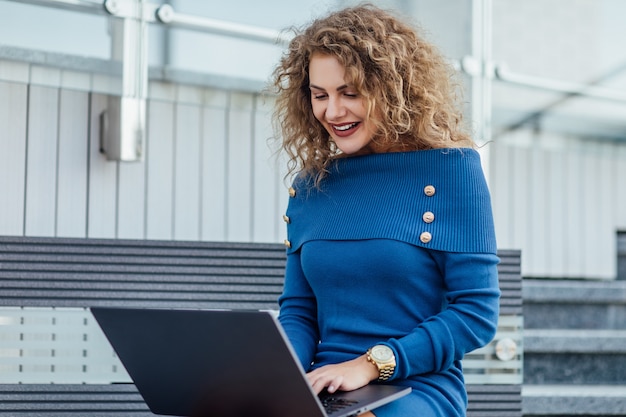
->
xmin=309 ymin=83 xmax=349 ymax=91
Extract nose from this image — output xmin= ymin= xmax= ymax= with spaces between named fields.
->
xmin=325 ymin=96 xmax=346 ymax=121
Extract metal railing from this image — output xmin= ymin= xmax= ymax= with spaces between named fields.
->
xmin=8 ymin=0 xmax=290 ymax=45
xmin=6 ymin=0 xmax=626 ymax=104
xmin=495 ymin=63 xmax=626 ymax=104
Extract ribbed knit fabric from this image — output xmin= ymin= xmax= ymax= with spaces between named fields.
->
xmin=278 ymin=149 xmax=500 ymax=416
xmin=285 ymin=148 xmax=496 ymax=255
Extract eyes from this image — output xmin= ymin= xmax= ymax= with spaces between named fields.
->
xmin=311 ymin=91 xmax=359 ymax=100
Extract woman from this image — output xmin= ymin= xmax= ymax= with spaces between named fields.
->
xmin=271 ymin=4 xmax=500 ymax=416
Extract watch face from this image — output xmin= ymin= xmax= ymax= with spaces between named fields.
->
xmin=371 ymin=345 xmax=394 ymax=362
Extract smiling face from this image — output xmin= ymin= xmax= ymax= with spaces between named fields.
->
xmin=308 ymin=53 xmax=379 ymax=156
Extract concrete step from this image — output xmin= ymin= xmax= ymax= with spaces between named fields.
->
xmin=523 ymin=385 xmax=626 ymax=416
xmin=522 ymin=280 xmax=626 ymax=415
xmin=525 ymin=329 xmax=626 ymax=353
xmin=523 ymin=279 xmax=626 ymax=330
xmin=524 ymin=330 xmax=626 ymax=385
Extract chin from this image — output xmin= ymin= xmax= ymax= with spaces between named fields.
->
xmin=337 ymin=145 xmax=374 ymax=156
xmin=334 ymin=140 xmax=371 ymax=155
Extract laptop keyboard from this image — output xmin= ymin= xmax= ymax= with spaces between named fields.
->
xmin=320 ymin=395 xmax=359 ymax=414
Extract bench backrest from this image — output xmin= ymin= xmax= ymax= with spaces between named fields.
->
xmin=0 ymin=236 xmax=522 ymax=416
xmin=0 ymin=237 xmax=286 ymax=310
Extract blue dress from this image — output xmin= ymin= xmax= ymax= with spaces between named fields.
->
xmin=278 ymin=149 xmax=500 ymax=416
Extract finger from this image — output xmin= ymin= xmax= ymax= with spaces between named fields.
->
xmin=307 ymin=374 xmax=328 ymax=395
xmin=327 ymin=376 xmax=344 ymax=394
xmin=308 ymin=372 xmax=343 ymax=395
xmin=306 ymin=366 xmax=333 ymax=387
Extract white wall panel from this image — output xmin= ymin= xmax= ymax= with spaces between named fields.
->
xmin=275 ymin=156 xmax=290 ymax=242
xmin=24 ymin=85 xmax=59 ymax=237
xmin=489 ymin=139 xmax=511 ymax=249
xmin=87 ymin=93 xmax=118 ymax=239
xmin=510 ymin=145 xmax=531 ymax=255
xmin=29 ymin=66 xmax=61 ymax=88
xmin=145 ymin=100 xmax=175 ymax=240
xmin=60 ymin=69 xmax=90 ymax=92
xmin=528 ymin=143 xmax=549 ymax=274
xmin=587 ymin=143 xmax=614 ymax=278
xmin=226 ymin=92 xmax=254 ymax=242
xmin=0 ymin=60 xmax=29 ymax=83
xmin=546 ymin=146 xmax=567 ymax=274
xmin=252 ymin=95 xmax=280 ymax=242
xmin=564 ymin=146 xmax=585 ymax=276
xmin=56 ymin=89 xmax=89 ymax=237
xmin=173 ymin=102 xmax=202 ymax=241
xmin=0 ymin=81 xmax=27 ymax=235
xmin=615 ymin=146 xmax=626 ymax=230
xmin=491 ymin=131 xmax=626 ymax=279
xmin=91 ymin=74 xmax=122 ymax=96
xmin=116 ymin=160 xmax=146 ymax=239
xmin=2 ymin=60 xmax=290 ymax=246
xmin=200 ymin=91 xmax=228 ymax=241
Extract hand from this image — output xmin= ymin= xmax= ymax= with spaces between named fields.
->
xmin=306 ymin=354 xmax=379 ymax=395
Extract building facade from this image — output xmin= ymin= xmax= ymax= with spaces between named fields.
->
xmin=1 ymin=0 xmax=625 ymax=279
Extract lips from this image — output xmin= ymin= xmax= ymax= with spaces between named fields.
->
xmin=331 ymin=122 xmax=360 ymax=138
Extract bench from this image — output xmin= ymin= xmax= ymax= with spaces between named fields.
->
xmin=0 ymin=236 xmax=522 ymax=416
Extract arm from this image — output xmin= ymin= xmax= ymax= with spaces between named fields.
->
xmin=389 ymin=251 xmax=500 ymax=378
xmin=277 ymin=250 xmax=319 ymax=370
xmin=306 ymin=251 xmax=500 ymax=393
xmin=279 ymin=250 xmax=379 ymax=394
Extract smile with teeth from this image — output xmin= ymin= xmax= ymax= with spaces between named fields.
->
xmin=333 ymin=122 xmax=359 ymax=131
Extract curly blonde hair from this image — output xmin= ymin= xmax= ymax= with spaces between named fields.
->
xmin=271 ymin=3 xmax=474 ymax=183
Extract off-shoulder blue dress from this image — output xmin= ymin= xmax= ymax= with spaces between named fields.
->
xmin=278 ymin=149 xmax=501 ymax=417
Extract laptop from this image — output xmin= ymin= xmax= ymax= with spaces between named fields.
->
xmin=91 ymin=307 xmax=411 ymax=417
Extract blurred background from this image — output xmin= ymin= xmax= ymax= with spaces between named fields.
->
xmin=1 ymin=0 xmax=625 ymax=279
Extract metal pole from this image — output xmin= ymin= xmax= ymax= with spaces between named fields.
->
xmin=100 ymin=0 xmax=148 ymax=161
xmin=2 ymin=0 xmax=292 ymax=46
xmin=155 ymin=4 xmax=291 ymax=46
xmin=469 ymin=0 xmax=493 ymax=182
xmin=494 ymin=64 xmax=626 ymax=104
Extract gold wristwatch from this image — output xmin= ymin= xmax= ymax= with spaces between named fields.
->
xmin=366 ymin=344 xmax=396 ymax=381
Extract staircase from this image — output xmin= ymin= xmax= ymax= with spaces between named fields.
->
xmin=522 ymin=279 xmax=626 ymax=416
